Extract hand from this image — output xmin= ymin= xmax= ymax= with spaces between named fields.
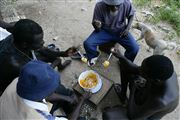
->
xmin=92 ymin=20 xmax=102 ymax=32
xmin=68 ymin=93 xmax=78 ymax=104
xmin=65 ymin=47 xmax=77 ymax=56
xmin=111 ymin=47 xmax=123 ymax=59
xmin=120 ymin=27 xmax=129 ymax=37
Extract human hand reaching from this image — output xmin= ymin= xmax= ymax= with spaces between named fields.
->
xmin=92 ymin=19 xmax=102 ymax=32
xmin=111 ymin=47 xmax=124 ymax=59
xmin=120 ymin=27 xmax=129 ymax=37
xmin=68 ymin=93 xmax=79 ymax=104
xmin=65 ymin=46 xmax=78 ymax=56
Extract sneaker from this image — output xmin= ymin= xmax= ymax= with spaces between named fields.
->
xmin=88 ymin=52 xmax=101 ymax=66
xmin=88 ymin=57 xmax=98 ymax=66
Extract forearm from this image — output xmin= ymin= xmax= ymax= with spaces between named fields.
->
xmin=37 ymin=47 xmax=68 ymax=58
xmin=0 ymin=20 xmax=15 ymax=33
xmin=92 ymin=21 xmax=101 ymax=32
xmin=46 ymin=93 xmax=71 ymax=103
xmin=118 ymin=55 xmax=139 ymax=74
xmin=126 ymin=15 xmax=134 ymax=30
xmin=0 ymin=21 xmax=10 ymax=29
xmin=68 ymin=98 xmax=85 ymax=120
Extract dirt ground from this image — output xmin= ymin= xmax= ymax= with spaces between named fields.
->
xmin=0 ymin=0 xmax=179 ymax=119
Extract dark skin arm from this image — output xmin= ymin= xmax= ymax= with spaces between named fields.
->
xmin=111 ymin=48 xmax=139 ymax=74
xmin=37 ymin=46 xmax=77 ymax=58
xmin=68 ymin=92 xmax=91 ymax=120
xmin=0 ymin=20 xmax=16 ymax=33
xmin=46 ymin=93 xmax=78 ymax=105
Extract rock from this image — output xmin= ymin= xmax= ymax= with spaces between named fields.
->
xmin=141 ymin=10 xmax=154 ymax=17
xmin=81 ymin=7 xmax=87 ymax=12
xmin=158 ymin=25 xmax=171 ymax=33
xmin=154 ymin=5 xmax=161 ymax=9
xmin=176 ymin=45 xmax=180 ymax=55
xmin=52 ymin=36 xmax=59 ymax=41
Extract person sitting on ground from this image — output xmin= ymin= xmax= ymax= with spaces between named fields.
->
xmin=0 ymin=19 xmax=76 ymax=70
xmin=102 ymin=49 xmax=179 ymax=120
xmin=0 ymin=19 xmax=76 ymax=94
xmin=83 ymin=0 xmax=139 ymax=66
xmin=0 ymin=60 xmax=90 ymax=120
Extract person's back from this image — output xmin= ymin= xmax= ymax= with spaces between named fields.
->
xmin=128 ymin=72 xmax=179 ymax=120
xmin=0 ymin=35 xmax=29 ymax=94
xmin=0 ymin=79 xmax=45 ymax=119
xmin=149 ymin=72 xmax=179 ymax=119
xmin=0 ymin=60 xmax=67 ymax=120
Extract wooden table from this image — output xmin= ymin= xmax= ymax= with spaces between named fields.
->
xmin=73 ymin=73 xmax=114 ymax=105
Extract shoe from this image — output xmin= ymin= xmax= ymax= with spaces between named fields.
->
xmin=47 ymin=44 xmax=60 ymax=51
xmin=58 ymin=60 xmax=72 ymax=71
xmin=88 ymin=52 xmax=101 ymax=66
xmin=88 ymin=57 xmax=98 ymax=66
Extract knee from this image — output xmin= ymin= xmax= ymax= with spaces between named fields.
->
xmin=130 ymin=44 xmax=139 ymax=55
xmin=83 ymin=40 xmax=89 ymax=47
xmin=83 ymin=38 xmax=94 ymax=48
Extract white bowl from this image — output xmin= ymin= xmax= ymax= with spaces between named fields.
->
xmin=78 ymin=70 xmax=102 ymax=93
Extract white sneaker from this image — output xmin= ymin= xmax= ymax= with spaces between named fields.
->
xmin=88 ymin=52 xmax=101 ymax=66
xmin=88 ymin=57 xmax=98 ymax=66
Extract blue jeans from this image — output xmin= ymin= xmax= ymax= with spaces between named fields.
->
xmin=83 ymin=30 xmax=139 ymax=62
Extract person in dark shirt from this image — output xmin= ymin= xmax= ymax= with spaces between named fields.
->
xmin=0 ymin=19 xmax=76 ymax=94
xmin=83 ymin=0 xmax=139 ymax=66
xmin=102 ymin=48 xmax=179 ymax=120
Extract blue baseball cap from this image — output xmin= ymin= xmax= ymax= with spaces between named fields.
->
xmin=103 ymin=0 xmax=124 ymax=5
xmin=17 ymin=60 xmax=60 ymax=101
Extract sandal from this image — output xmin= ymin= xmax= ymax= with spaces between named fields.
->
xmin=58 ymin=60 xmax=71 ymax=71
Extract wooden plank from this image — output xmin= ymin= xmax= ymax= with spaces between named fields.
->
xmin=73 ymin=75 xmax=114 ymax=105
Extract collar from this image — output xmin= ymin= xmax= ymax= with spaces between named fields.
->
xmin=22 ymin=98 xmax=49 ymax=112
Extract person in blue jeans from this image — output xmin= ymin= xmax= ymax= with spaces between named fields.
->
xmin=83 ymin=0 xmax=139 ymax=66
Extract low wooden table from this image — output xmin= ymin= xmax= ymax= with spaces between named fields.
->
xmin=73 ymin=74 xmax=114 ymax=105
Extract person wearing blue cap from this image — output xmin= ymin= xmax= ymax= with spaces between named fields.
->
xmin=0 ymin=60 xmax=90 ymax=120
xmin=83 ymin=0 xmax=139 ymax=66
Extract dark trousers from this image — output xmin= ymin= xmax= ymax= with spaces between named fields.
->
xmin=84 ymin=30 xmax=139 ymax=62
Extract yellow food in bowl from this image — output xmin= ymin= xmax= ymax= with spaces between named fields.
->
xmin=80 ymin=72 xmax=98 ymax=89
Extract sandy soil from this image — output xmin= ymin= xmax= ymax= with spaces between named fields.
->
xmin=0 ymin=0 xmax=179 ymax=119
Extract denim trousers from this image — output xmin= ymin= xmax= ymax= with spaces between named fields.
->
xmin=83 ymin=30 xmax=139 ymax=62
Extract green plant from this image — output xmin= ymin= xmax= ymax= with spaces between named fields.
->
xmin=133 ymin=0 xmax=152 ymax=7
xmin=137 ymin=0 xmax=180 ymax=36
xmin=151 ymin=5 xmax=180 ymax=35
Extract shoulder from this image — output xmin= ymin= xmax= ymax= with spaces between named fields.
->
xmin=122 ymin=0 xmax=133 ymax=7
xmin=0 ymin=78 xmax=18 ymax=97
xmin=95 ymin=1 xmax=106 ymax=9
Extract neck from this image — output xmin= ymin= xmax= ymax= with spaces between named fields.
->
xmin=13 ymin=43 xmax=32 ymax=60
xmin=150 ymin=81 xmax=166 ymax=95
xmin=14 ymin=43 xmax=29 ymax=53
